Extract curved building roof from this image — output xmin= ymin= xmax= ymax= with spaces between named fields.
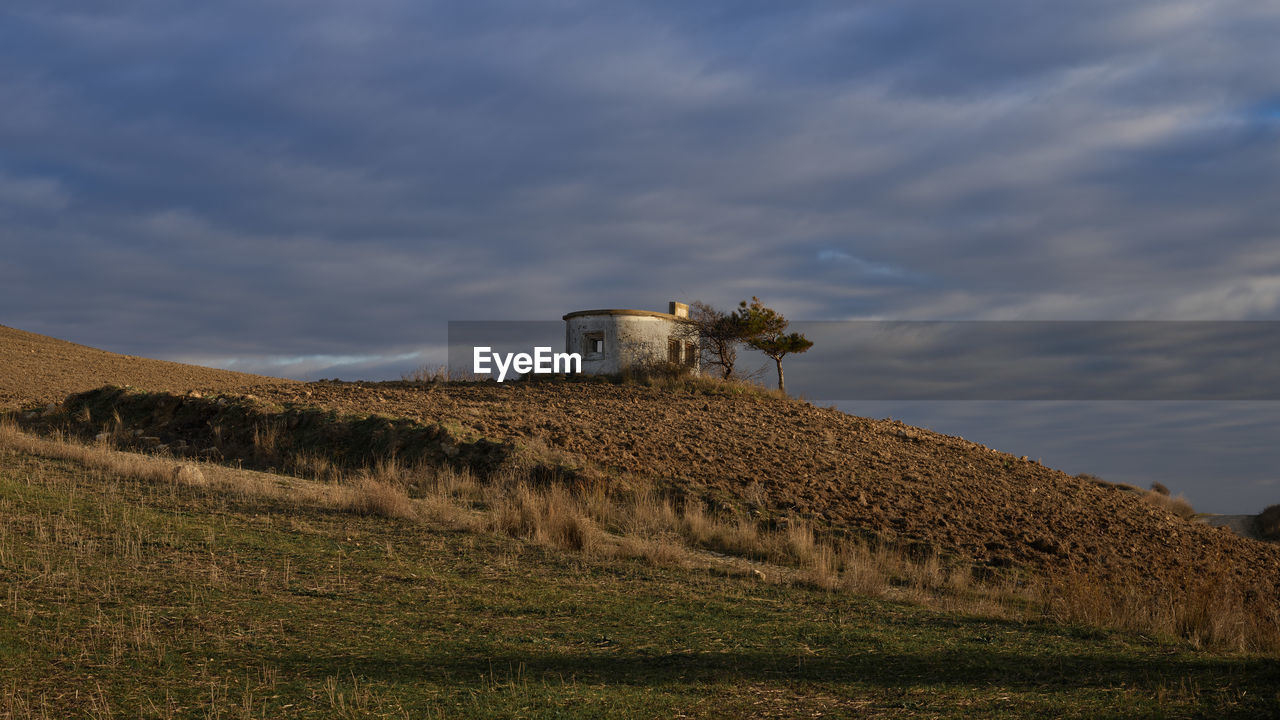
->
xmin=562 ymin=308 xmax=683 ymax=321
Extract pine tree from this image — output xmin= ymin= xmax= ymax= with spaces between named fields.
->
xmin=734 ymin=297 xmax=814 ymax=394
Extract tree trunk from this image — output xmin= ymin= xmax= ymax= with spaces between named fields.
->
xmin=719 ymin=343 xmax=736 ymax=379
xmin=775 ymin=357 xmax=785 ymax=394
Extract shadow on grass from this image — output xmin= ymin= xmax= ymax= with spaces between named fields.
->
xmin=263 ymin=646 xmax=1280 ymax=694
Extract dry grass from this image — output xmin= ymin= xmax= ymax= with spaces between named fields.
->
xmin=676 ymin=501 xmax=764 ymax=559
xmin=1081 ymin=475 xmax=1195 ymax=520
xmin=1039 ymin=567 xmax=1280 ymax=653
xmin=4 ymin=418 xmax=1278 ymax=653
xmin=251 ymin=420 xmax=283 ymax=461
xmin=615 ymin=360 xmax=787 ymax=400
xmin=401 ymin=364 xmax=451 ymax=383
xmin=486 ymin=479 xmax=603 ymax=552
xmin=0 ymin=419 xmax=413 ymax=522
xmin=399 ymin=364 xmax=485 ymax=383
xmin=342 ymin=477 xmax=417 ymax=520
xmin=616 ymin=534 xmax=692 ymax=567
xmin=291 ymin=450 xmax=341 ymax=482
xmin=1142 ymin=490 xmax=1196 ymax=519
xmin=0 ymin=421 xmax=173 ymax=485
xmin=1078 ymin=473 xmax=1144 ymax=495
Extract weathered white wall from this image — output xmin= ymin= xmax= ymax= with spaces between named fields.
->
xmin=565 ymin=313 xmax=697 ymax=375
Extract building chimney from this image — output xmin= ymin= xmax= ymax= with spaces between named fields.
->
xmin=668 ymin=301 xmax=689 ymax=319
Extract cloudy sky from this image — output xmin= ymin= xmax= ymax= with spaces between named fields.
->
xmin=4 ymin=2 xmax=1279 ymax=511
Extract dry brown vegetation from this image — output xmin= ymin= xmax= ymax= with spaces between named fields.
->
xmin=1081 ymin=473 xmax=1198 ymax=519
xmin=400 ymin=364 xmax=486 ymax=383
xmin=4 ymin=419 xmax=1278 ymax=653
xmin=1257 ymin=504 xmax=1280 ymax=541
xmin=10 ymin=323 xmax=1272 ymax=606
xmin=618 ymin=360 xmax=781 ymax=397
xmin=5 ymin=325 xmax=1280 ymax=657
xmin=1141 ymin=489 xmax=1196 ymax=519
xmin=0 ymin=421 xmax=414 ymax=522
xmin=226 ymin=378 xmax=1280 ymax=609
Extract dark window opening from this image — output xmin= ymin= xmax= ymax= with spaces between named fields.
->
xmin=668 ymin=338 xmax=682 ymax=363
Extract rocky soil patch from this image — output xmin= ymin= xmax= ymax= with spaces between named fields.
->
xmin=236 ymin=378 xmax=1280 ymax=596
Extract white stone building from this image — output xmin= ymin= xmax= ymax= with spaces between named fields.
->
xmin=563 ymin=301 xmax=700 ymax=376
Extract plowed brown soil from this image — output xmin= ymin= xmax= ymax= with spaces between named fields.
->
xmin=0 ymin=324 xmax=295 ymax=409
xmin=250 ymin=379 xmax=1280 ymax=595
xmin=4 ymin=323 xmax=1278 ymax=597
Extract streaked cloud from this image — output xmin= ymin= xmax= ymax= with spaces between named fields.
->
xmin=3 ymin=0 xmax=1280 ymax=510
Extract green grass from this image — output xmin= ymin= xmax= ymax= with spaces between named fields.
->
xmin=2 ymin=450 xmax=1279 ymax=718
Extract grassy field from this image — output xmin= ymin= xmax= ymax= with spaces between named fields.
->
xmin=2 ymin=444 xmax=1279 ymax=718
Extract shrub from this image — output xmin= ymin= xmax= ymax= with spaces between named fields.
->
xmin=619 ymin=360 xmax=696 ymax=386
xmin=400 ymin=365 xmax=485 ymax=383
xmin=401 ymin=365 xmax=451 ymax=383
xmin=1142 ymin=490 xmax=1195 ymax=519
xmin=1255 ymin=504 xmax=1280 ymax=540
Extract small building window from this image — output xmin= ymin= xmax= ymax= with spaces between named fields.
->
xmin=584 ymin=333 xmax=604 ymax=356
xmin=684 ymin=341 xmax=699 ymax=366
xmin=668 ymin=338 xmax=682 ymax=363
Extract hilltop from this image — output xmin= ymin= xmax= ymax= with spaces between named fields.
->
xmin=0 ymin=324 xmax=295 ymax=408
xmin=4 ymin=325 xmax=1280 ymax=618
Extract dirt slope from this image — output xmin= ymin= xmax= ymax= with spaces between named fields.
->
xmin=0 ymin=325 xmax=295 ymax=409
xmin=248 ymin=380 xmax=1280 ymax=595
xmin=4 ymin=322 xmax=1276 ymax=596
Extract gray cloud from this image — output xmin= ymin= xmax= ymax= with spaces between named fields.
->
xmin=844 ymin=400 xmax=1280 ymax=515
xmin=6 ymin=0 xmax=1279 ymax=349
xmin=4 ymin=0 xmax=1280 ymax=510
xmin=785 ymin=321 xmax=1280 ymax=401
